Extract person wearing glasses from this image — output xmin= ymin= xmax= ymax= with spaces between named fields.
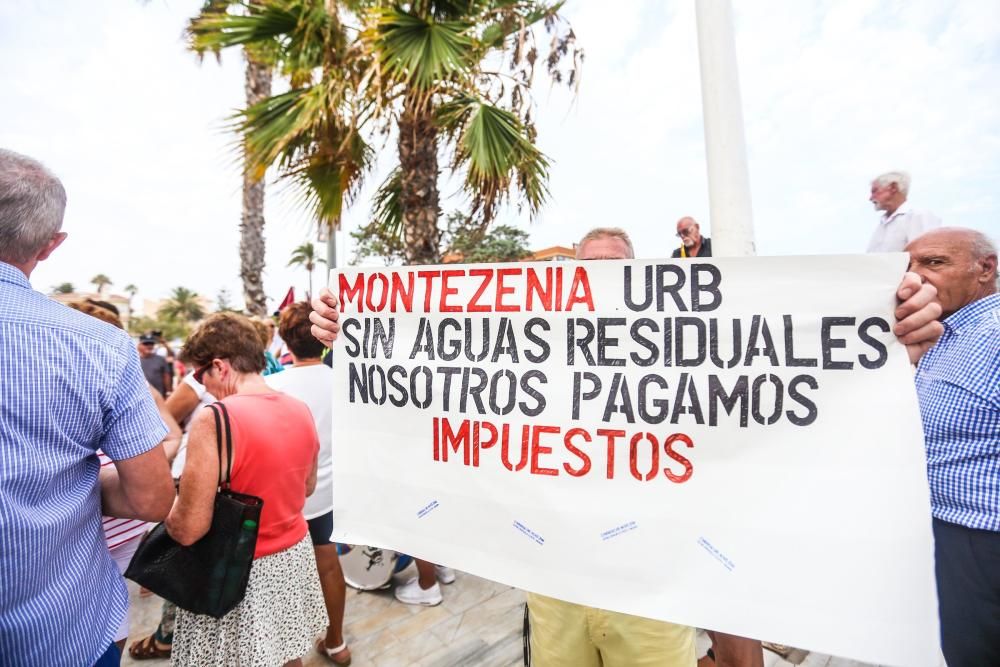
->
xmin=165 ymin=313 xmax=328 ymax=666
xmin=672 ymin=216 xmax=712 ymax=258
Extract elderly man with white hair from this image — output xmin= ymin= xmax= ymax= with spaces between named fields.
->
xmin=0 ymin=148 xmax=174 ymax=666
xmin=906 ymin=227 xmax=1000 ymax=666
xmin=867 ymin=170 xmax=941 ymax=252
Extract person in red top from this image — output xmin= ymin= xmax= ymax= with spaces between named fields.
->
xmin=165 ymin=313 xmax=327 ymax=667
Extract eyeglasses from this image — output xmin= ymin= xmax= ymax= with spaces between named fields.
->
xmin=193 ymin=364 xmax=212 ymax=384
xmin=676 ymin=227 xmax=698 ymax=238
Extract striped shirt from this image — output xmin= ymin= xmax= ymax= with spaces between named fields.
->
xmin=0 ymin=261 xmax=167 ymax=666
xmin=915 ymin=292 xmax=1000 ymax=531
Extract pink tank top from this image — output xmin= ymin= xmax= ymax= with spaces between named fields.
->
xmin=222 ymin=393 xmax=319 ymax=558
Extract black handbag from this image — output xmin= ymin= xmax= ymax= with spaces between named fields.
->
xmin=125 ymin=401 xmax=264 ymax=618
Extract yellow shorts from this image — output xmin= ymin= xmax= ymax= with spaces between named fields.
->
xmin=527 ymin=593 xmax=696 ymax=667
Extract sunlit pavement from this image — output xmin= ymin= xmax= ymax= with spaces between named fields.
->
xmin=121 ymin=567 xmax=935 ymax=666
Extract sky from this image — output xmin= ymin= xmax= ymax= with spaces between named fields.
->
xmin=1 ymin=0 xmax=998 ymax=312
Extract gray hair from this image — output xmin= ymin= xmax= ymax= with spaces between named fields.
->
xmin=968 ymin=229 xmax=998 ymax=262
xmin=577 ymin=227 xmax=635 ymax=259
xmin=873 ymin=170 xmax=911 ymax=195
xmin=967 ymin=230 xmax=1000 ymax=290
xmin=0 ymin=149 xmax=67 ymax=264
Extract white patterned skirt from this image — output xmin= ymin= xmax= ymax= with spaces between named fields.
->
xmin=171 ymin=535 xmax=328 ymax=666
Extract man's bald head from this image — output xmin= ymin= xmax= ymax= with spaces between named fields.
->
xmin=905 ymin=227 xmax=998 ymax=317
xmin=676 ymin=217 xmax=701 ymax=249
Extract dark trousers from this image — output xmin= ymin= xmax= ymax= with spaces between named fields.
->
xmin=933 ymin=518 xmax=1000 ymax=666
xmin=92 ymin=643 xmax=120 ymax=667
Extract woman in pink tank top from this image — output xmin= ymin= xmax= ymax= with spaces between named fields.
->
xmin=164 ymin=313 xmax=327 ymax=667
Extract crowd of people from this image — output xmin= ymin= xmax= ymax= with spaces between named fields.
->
xmin=0 ymin=147 xmax=996 ymax=667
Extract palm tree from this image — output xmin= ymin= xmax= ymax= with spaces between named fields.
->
xmin=240 ymin=55 xmax=273 ymax=315
xmin=51 ymin=282 xmax=75 ymax=295
xmin=158 ymin=287 xmax=206 ymax=323
xmin=123 ymin=283 xmax=139 ymax=323
xmin=288 ymin=242 xmax=326 ymax=299
xmin=91 ymin=274 xmax=112 ymax=295
xmin=216 ymin=288 xmax=236 ymax=312
xmin=189 ymin=1 xmax=373 ymax=270
xmin=187 ymin=1 xmax=274 ymax=315
xmin=188 ymin=0 xmax=580 ymax=266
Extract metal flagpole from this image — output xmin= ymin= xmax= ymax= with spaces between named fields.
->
xmin=326 ymin=228 xmax=337 ymax=270
xmin=695 ymin=0 xmax=756 ymax=257
xmin=695 ymin=8 xmax=783 ymax=661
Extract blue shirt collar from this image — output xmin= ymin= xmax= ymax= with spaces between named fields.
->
xmin=943 ymin=292 xmax=1000 ymax=332
xmin=0 ymin=261 xmax=31 ymax=289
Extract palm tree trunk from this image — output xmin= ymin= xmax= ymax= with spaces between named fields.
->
xmin=240 ymin=55 xmax=272 ymax=315
xmin=398 ymin=94 xmax=440 ymax=265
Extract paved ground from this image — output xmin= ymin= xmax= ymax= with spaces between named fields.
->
xmin=122 ymin=564 xmax=526 ymax=667
xmin=120 ymin=565 xmax=917 ymax=666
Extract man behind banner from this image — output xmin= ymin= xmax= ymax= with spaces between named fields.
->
xmin=310 ymin=229 xmax=943 ymax=667
xmin=526 ymin=228 xmax=695 ymax=666
xmin=671 ymin=216 xmax=712 ymax=259
xmin=906 ymin=227 xmax=1000 ymax=666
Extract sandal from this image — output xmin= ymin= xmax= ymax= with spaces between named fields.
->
xmin=316 ymin=638 xmax=352 ymax=666
xmin=128 ymin=634 xmax=172 ymax=660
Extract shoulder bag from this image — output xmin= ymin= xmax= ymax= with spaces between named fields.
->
xmin=125 ymin=401 xmax=264 ymax=618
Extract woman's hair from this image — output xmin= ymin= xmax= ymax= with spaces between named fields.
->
xmin=249 ymin=317 xmax=275 ymax=349
xmin=279 ymin=302 xmax=325 ymax=360
xmin=68 ymin=299 xmax=123 ymax=330
xmin=183 ymin=313 xmax=265 ymax=374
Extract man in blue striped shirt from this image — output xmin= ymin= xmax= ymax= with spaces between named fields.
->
xmin=908 ymin=227 xmax=1000 ymax=667
xmin=0 ymin=149 xmax=175 ymax=667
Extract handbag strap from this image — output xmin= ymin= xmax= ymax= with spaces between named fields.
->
xmin=209 ymin=402 xmax=235 ymax=490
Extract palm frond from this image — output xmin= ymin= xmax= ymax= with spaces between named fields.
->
xmin=429 ymin=0 xmax=487 ymax=20
xmin=288 ymin=242 xmax=325 ymax=267
xmin=188 ymin=3 xmax=293 ymax=55
xmin=188 ymin=1 xmax=332 ymax=75
xmin=439 ymin=95 xmax=549 ymax=223
xmin=368 ymin=7 xmax=474 ymax=90
xmin=370 ymin=167 xmax=404 ymax=238
xmin=479 ymin=1 xmax=564 ymax=48
xmin=236 ymin=85 xmax=328 ymax=177
xmin=283 ymin=127 xmax=375 ymax=229
xmin=235 ymin=79 xmax=375 ymax=229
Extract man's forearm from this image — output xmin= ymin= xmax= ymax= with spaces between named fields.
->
xmin=100 ymin=466 xmax=143 ymax=519
xmin=99 ymin=459 xmax=174 ymax=521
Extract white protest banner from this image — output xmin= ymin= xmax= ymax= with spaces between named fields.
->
xmin=329 ymin=254 xmax=939 ymax=666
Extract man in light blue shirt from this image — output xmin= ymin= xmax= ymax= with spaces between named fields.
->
xmin=908 ymin=227 xmax=999 ymax=666
xmin=867 ymin=170 xmax=941 ymax=252
xmin=0 ymin=149 xmax=175 ymax=666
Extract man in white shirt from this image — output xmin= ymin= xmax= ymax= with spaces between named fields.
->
xmin=867 ymin=170 xmax=941 ymax=252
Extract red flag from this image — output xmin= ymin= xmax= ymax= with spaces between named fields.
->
xmin=278 ymin=287 xmax=295 ymax=311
